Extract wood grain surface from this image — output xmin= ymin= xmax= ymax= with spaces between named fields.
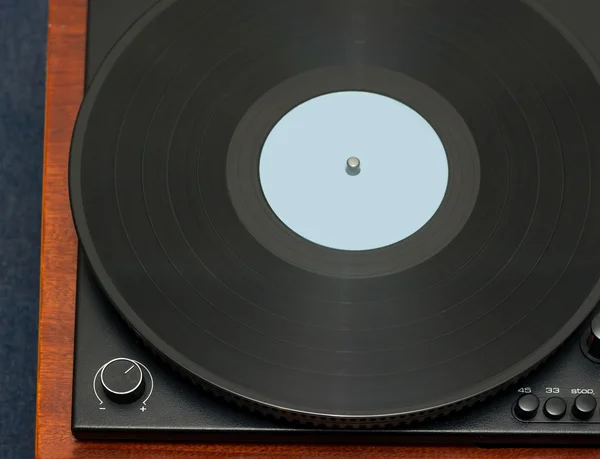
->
xmin=36 ymin=0 xmax=600 ymax=457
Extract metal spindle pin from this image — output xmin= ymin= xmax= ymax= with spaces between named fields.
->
xmin=346 ymin=157 xmax=361 ymax=176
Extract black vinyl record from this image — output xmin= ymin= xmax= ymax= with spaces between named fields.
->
xmin=70 ymin=0 xmax=600 ymax=426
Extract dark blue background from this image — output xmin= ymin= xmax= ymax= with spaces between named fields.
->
xmin=0 ymin=0 xmax=47 ymax=456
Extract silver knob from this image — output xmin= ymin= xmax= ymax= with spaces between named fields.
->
xmin=346 ymin=157 xmax=361 ymax=176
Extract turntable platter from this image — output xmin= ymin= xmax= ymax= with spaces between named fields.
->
xmin=69 ymin=0 xmax=600 ymax=426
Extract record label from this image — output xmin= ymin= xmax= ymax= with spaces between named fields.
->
xmin=259 ymin=90 xmax=449 ymax=251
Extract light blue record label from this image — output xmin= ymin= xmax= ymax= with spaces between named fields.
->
xmin=259 ymin=91 xmax=449 ymax=251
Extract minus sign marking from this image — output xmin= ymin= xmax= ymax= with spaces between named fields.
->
xmin=125 ymin=365 xmax=135 ymax=374
xmin=99 ymin=407 xmax=106 ymax=410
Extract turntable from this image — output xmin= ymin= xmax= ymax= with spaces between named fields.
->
xmin=69 ymin=0 xmax=600 ymax=446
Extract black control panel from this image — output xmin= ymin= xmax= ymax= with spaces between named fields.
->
xmin=72 ymin=0 xmax=600 ymax=446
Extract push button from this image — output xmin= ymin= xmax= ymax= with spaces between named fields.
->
xmin=544 ymin=397 xmax=567 ymax=420
xmin=515 ymin=394 xmax=539 ymax=420
xmin=572 ymin=394 xmax=597 ymax=420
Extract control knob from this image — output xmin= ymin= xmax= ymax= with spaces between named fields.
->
xmin=100 ymin=358 xmax=145 ymax=404
xmin=582 ymin=314 xmax=600 ymax=362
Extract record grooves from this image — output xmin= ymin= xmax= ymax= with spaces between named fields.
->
xmin=70 ymin=0 xmax=600 ymax=426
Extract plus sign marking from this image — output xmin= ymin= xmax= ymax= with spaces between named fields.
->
xmin=140 ymin=406 xmax=147 ymax=412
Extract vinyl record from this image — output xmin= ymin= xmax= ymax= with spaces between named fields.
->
xmin=70 ymin=0 xmax=600 ymax=426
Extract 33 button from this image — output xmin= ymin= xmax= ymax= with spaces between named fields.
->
xmin=543 ymin=397 xmax=566 ymax=420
